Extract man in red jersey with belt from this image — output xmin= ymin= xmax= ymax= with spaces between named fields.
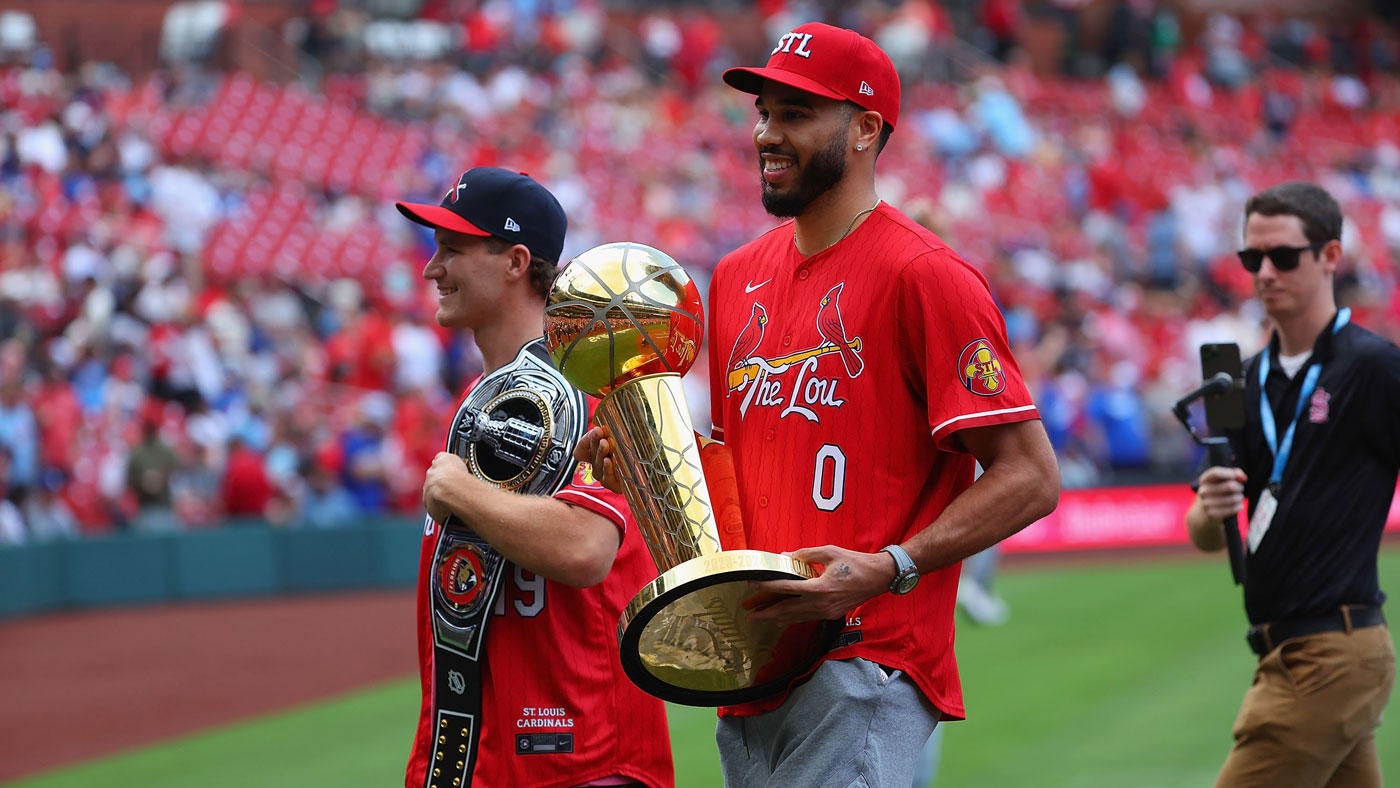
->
xmin=398 ymin=167 xmax=672 ymax=788
xmin=584 ymin=22 xmax=1058 ymax=787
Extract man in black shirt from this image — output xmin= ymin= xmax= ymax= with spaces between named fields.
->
xmin=1188 ymin=180 xmax=1397 ymax=787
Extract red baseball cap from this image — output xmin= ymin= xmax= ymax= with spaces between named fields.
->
xmin=722 ymin=22 xmax=901 ymax=130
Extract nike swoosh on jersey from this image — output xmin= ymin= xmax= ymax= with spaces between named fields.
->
xmin=744 ymin=278 xmax=772 ymax=293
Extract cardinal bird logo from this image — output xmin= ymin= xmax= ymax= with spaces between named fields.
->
xmin=728 ymin=302 xmax=768 ymax=371
xmin=815 ymin=283 xmax=864 ymax=378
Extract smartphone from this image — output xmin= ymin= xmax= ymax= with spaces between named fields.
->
xmin=1199 ymin=342 xmax=1245 ymax=431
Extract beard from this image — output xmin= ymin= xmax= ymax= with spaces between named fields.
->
xmin=760 ymin=132 xmax=847 ymax=218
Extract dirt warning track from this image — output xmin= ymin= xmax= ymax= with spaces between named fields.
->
xmin=0 ymin=590 xmax=416 ymax=783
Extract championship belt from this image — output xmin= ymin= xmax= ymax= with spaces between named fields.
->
xmin=425 ymin=339 xmax=587 ymax=788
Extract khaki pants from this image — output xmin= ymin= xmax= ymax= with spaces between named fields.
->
xmin=1216 ymin=625 xmax=1395 ymax=788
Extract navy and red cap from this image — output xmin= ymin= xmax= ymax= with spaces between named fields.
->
xmin=722 ymin=22 xmax=901 ymax=130
xmin=396 ymin=167 xmax=567 ymax=264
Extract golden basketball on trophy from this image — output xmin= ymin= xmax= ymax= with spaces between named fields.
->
xmin=544 ymin=241 xmax=839 ymax=706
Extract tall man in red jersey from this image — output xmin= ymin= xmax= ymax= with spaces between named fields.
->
xmin=713 ymin=24 xmax=1059 ymax=784
xmin=582 ymin=23 xmax=1061 ymax=786
xmin=398 ymin=167 xmax=673 ymax=788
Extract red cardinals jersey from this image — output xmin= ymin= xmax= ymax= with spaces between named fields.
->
xmin=707 ymin=203 xmax=1040 ymax=720
xmin=406 ymin=389 xmax=673 ymax=788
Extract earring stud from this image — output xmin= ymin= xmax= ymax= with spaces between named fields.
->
xmin=856 ymin=144 xmax=864 ymax=151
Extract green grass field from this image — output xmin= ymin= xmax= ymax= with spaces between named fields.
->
xmin=12 ymin=549 xmax=1399 ymax=788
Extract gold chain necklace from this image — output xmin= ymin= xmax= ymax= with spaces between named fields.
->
xmin=801 ymin=200 xmax=879 ymax=255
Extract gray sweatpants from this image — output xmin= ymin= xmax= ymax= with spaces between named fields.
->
xmin=716 ymin=657 xmax=941 ymax=788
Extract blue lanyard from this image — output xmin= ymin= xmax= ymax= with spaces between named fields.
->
xmin=1257 ymin=308 xmax=1350 ymax=489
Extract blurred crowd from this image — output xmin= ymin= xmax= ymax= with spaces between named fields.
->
xmin=3 ymin=0 xmax=1400 ymax=542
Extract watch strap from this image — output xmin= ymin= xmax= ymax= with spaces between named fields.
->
xmin=880 ymin=544 xmax=918 ymax=593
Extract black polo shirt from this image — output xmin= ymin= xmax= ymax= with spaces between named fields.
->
xmin=1227 ymin=313 xmax=1400 ymax=625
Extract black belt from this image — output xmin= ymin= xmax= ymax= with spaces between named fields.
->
xmin=1246 ymin=605 xmax=1386 ymax=656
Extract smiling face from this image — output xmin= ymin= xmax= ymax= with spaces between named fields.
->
xmin=1242 ymin=212 xmax=1337 ymax=324
xmin=753 ymin=82 xmax=854 ymax=218
xmin=421 ymin=229 xmax=511 ymax=330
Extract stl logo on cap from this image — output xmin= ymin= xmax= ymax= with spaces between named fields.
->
xmin=722 ymin=22 xmax=901 ymax=129
xmin=772 ymin=31 xmax=815 ymax=58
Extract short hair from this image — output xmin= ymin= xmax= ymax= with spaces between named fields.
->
xmin=876 ymin=123 xmax=893 ymax=154
xmin=483 ymin=236 xmax=559 ymax=301
xmin=842 ymin=101 xmax=895 ymax=154
xmin=1244 ymin=181 xmax=1343 ymax=246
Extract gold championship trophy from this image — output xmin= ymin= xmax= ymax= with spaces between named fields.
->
xmin=544 ymin=242 xmax=840 ymax=706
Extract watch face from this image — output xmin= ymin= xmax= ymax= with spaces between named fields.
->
xmin=893 ymin=572 xmax=919 ymax=595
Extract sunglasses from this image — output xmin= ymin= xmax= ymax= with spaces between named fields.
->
xmin=1237 ymin=243 xmax=1324 ymax=273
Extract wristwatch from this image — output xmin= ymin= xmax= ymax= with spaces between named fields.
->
xmin=880 ymin=544 xmax=920 ymax=595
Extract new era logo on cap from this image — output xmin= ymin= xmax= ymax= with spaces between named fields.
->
xmin=396 ymin=167 xmax=567 ymax=264
xmin=722 ymin=22 xmax=901 ymax=129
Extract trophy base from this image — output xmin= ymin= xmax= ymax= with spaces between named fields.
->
xmin=618 ymin=549 xmax=841 ymax=707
